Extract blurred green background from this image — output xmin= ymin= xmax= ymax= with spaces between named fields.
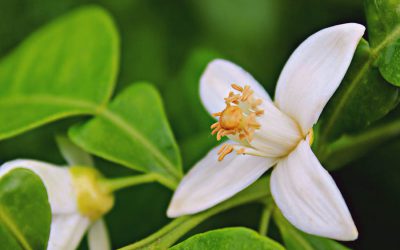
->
xmin=0 ymin=0 xmax=398 ymax=249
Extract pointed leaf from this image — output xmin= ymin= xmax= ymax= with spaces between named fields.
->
xmin=0 ymin=168 xmax=51 ymax=250
xmin=69 ymin=83 xmax=182 ymax=188
xmin=170 ymin=227 xmax=284 ymax=250
xmin=316 ymin=39 xmax=399 ymax=149
xmin=0 ymin=6 xmax=119 ymax=140
xmin=365 ymin=0 xmax=400 ymax=86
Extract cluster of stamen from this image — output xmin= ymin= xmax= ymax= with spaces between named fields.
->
xmin=211 ymin=84 xmax=264 ymax=161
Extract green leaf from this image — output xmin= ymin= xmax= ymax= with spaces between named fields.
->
xmin=364 ymin=0 xmax=400 ymax=86
xmin=273 ymin=210 xmax=350 ymax=250
xmin=170 ymin=227 xmax=285 ymax=250
xmin=0 ymin=168 xmax=52 ymax=250
xmin=316 ymin=39 xmax=399 ymax=149
xmin=69 ymin=83 xmax=182 ymax=188
xmin=0 ymin=6 xmax=119 ymax=140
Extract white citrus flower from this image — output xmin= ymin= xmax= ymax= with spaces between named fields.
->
xmin=167 ymin=23 xmax=365 ymax=241
xmin=0 ymin=160 xmax=113 ymax=250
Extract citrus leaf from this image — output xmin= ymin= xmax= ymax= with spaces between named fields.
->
xmin=69 ymin=83 xmax=182 ymax=188
xmin=316 ymin=39 xmax=399 ymax=149
xmin=0 ymin=6 xmax=119 ymax=140
xmin=365 ymin=0 xmax=400 ymax=86
xmin=170 ymin=227 xmax=285 ymax=250
xmin=0 ymin=168 xmax=51 ymax=250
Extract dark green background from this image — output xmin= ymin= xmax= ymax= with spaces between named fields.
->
xmin=0 ymin=0 xmax=398 ymax=249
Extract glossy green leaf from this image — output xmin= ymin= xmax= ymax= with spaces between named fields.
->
xmin=0 ymin=168 xmax=51 ymax=250
xmin=170 ymin=227 xmax=284 ymax=250
xmin=0 ymin=6 xmax=119 ymax=140
xmin=69 ymin=83 xmax=182 ymax=188
xmin=316 ymin=39 xmax=399 ymax=151
xmin=365 ymin=0 xmax=400 ymax=86
xmin=273 ymin=210 xmax=350 ymax=250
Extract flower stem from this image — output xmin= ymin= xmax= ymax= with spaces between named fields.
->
xmin=118 ymin=177 xmax=271 ymax=250
xmin=101 ymin=173 xmax=159 ymax=192
xmin=258 ymin=201 xmax=274 ymax=236
xmin=319 ymin=118 xmax=400 ymax=169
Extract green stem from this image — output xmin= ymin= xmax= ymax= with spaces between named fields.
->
xmin=320 ymin=118 xmax=400 ymax=168
xmin=258 ymin=202 xmax=274 ymax=236
xmin=101 ymin=174 xmax=159 ymax=192
xmin=334 ymin=118 xmax=400 ymax=150
xmin=118 ymin=177 xmax=271 ymax=250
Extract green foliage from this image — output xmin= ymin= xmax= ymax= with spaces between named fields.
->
xmin=315 ymin=0 xmax=400 ymax=166
xmin=170 ymin=227 xmax=285 ymax=250
xmin=319 ymin=117 xmax=400 ymax=169
xmin=365 ymin=0 xmax=400 ymax=86
xmin=317 ymin=39 xmax=399 ymax=146
xmin=273 ymin=210 xmax=350 ymax=250
xmin=69 ymin=83 xmax=182 ymax=188
xmin=121 ymin=178 xmax=270 ymax=250
xmin=0 ymin=168 xmax=51 ymax=250
xmin=165 ymin=49 xmax=219 ymax=141
xmin=0 ymin=1 xmax=399 ymax=249
xmin=0 ymin=6 xmax=119 ymax=140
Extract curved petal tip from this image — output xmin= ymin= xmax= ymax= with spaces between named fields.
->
xmin=274 ymin=23 xmax=365 ymax=134
xmin=200 ymin=59 xmax=271 ymax=115
xmin=270 ymin=141 xmax=358 ymax=241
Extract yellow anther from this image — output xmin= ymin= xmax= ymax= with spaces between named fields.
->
xmin=210 ymin=83 xmax=265 ymax=161
xmin=218 ymin=144 xmax=234 ymax=161
xmin=211 ymin=122 xmax=219 ymax=129
xmin=255 ymin=110 xmax=264 ymax=116
xmin=231 ymin=84 xmax=243 ymax=92
xmin=236 ymin=148 xmax=245 ymax=155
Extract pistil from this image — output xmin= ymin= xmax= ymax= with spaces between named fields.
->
xmin=210 ymin=84 xmax=264 ymax=161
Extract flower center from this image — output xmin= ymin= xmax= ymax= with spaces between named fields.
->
xmin=70 ymin=167 xmax=114 ymax=221
xmin=219 ymin=106 xmax=243 ymax=130
xmin=211 ymin=84 xmax=264 ymax=160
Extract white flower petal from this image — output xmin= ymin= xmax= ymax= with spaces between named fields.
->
xmin=275 ymin=23 xmax=365 ymax=134
xmin=249 ymin=101 xmax=302 ymax=158
xmin=88 ymin=219 xmax=111 ymax=250
xmin=0 ymin=159 xmax=77 ymax=214
xmin=270 ymin=140 xmax=358 ymax=241
xmin=56 ymin=135 xmax=94 ymax=166
xmin=167 ymin=143 xmax=276 ymax=217
xmin=200 ymin=59 xmax=271 ymax=115
xmin=48 ymin=213 xmax=91 ymax=250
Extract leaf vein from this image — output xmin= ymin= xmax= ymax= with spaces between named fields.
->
xmin=321 ymin=24 xmax=400 ymax=141
xmin=0 ymin=206 xmax=33 ymax=250
xmin=100 ymin=109 xmax=181 ymax=180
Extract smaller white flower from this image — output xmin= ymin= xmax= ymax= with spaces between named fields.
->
xmin=167 ymin=23 xmax=365 ymax=241
xmin=0 ymin=160 xmax=113 ymax=250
